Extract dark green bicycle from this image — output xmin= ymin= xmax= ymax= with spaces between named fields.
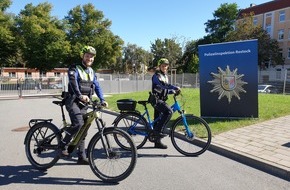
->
xmin=24 ymin=98 xmax=137 ymax=182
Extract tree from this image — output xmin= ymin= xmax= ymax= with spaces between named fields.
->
xmin=16 ymin=2 xmax=71 ymax=72
xmin=64 ymin=3 xmax=123 ymax=70
xmin=188 ymin=54 xmax=199 ymax=73
xmin=179 ymin=40 xmax=199 ymax=73
xmin=204 ymin=3 xmax=238 ymax=42
xmin=226 ymin=13 xmax=284 ymax=68
xmin=150 ymin=38 xmax=182 ymax=68
xmin=121 ymin=43 xmax=153 ymax=74
xmin=0 ymin=0 xmax=18 ymax=67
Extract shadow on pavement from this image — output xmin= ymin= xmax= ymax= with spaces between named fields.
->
xmin=137 ymin=153 xmax=185 ymax=158
xmin=0 ymin=165 xmax=119 ymax=186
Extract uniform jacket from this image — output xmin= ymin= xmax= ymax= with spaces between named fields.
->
xmin=67 ymin=63 xmax=105 ymax=102
xmin=152 ymin=70 xmax=179 ymax=101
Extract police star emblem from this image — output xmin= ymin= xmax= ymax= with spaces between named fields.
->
xmin=208 ymin=65 xmax=247 ymax=103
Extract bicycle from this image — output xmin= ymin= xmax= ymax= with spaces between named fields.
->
xmin=24 ymin=98 xmax=137 ymax=182
xmin=113 ymin=92 xmax=211 ymax=156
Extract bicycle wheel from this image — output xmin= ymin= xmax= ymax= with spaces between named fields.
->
xmin=113 ymin=112 xmax=149 ymax=149
xmin=171 ymin=114 xmax=211 ymax=156
xmin=87 ymin=127 xmax=137 ymax=182
xmin=24 ymin=122 xmax=61 ymax=170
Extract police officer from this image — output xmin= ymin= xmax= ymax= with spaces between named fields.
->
xmin=151 ymin=58 xmax=180 ymax=149
xmin=61 ymin=45 xmax=108 ymax=164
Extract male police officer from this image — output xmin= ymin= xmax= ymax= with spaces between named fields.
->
xmin=61 ymin=45 xmax=108 ymax=164
xmin=151 ymin=58 xmax=180 ymax=149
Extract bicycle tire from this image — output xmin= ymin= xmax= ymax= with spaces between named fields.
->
xmin=24 ymin=122 xmax=61 ymax=170
xmin=87 ymin=127 xmax=137 ymax=182
xmin=171 ymin=114 xmax=211 ymax=156
xmin=113 ymin=112 xmax=149 ymax=149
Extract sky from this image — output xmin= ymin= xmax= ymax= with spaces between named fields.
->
xmin=7 ymin=0 xmax=269 ymax=51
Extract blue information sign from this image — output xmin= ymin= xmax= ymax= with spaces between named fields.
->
xmin=199 ymin=40 xmax=258 ymax=118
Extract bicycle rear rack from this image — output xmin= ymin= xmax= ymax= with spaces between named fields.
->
xmin=29 ymin=119 xmax=53 ymax=128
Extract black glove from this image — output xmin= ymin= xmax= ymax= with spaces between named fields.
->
xmin=175 ymin=89 xmax=181 ymax=96
xmin=101 ymin=101 xmax=109 ymax=107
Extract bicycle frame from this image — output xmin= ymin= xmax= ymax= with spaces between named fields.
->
xmin=170 ymin=95 xmax=193 ymax=138
xmin=31 ymin=100 xmax=107 ymax=155
xmin=126 ymin=110 xmax=153 ymax=136
xmin=67 ymin=102 xmax=110 ymax=155
xmin=69 ymin=108 xmax=96 ymax=146
xmin=127 ymin=94 xmax=193 ymax=138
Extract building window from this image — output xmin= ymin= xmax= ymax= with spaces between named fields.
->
xmin=54 ymin=72 xmax=61 ymax=77
xmin=278 ymin=29 xmax=284 ymax=40
xmin=266 ymin=13 xmax=272 ymax=18
xmin=40 ymin=71 xmax=46 ymax=77
xmin=279 ymin=11 xmax=285 ymax=22
xmin=266 ymin=24 xmax=271 ymax=35
xmin=276 ymin=69 xmax=281 ymax=80
xmin=25 ymin=71 xmax=32 ymax=77
xmin=9 ymin=72 xmax=16 ymax=77
xmin=253 ymin=17 xmax=258 ymax=26
xmin=279 ymin=48 xmax=283 ymax=57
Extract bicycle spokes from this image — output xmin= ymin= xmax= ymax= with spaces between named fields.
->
xmin=171 ymin=115 xmax=211 ymax=156
xmin=25 ymin=122 xmax=61 ymax=170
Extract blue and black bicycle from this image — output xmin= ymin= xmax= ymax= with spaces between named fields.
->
xmin=113 ymin=92 xmax=211 ymax=156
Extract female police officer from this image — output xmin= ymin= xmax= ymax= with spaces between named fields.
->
xmin=151 ymin=58 xmax=180 ymax=149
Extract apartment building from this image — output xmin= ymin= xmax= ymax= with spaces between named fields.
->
xmin=239 ymin=0 xmax=290 ymax=68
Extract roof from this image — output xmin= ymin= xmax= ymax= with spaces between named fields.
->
xmin=238 ymin=0 xmax=290 ymax=17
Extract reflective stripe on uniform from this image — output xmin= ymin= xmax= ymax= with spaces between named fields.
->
xmin=157 ymin=73 xmax=169 ymax=84
xmin=76 ymin=65 xmax=94 ymax=81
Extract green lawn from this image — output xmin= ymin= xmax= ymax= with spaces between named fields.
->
xmin=104 ymin=88 xmax=290 ymax=136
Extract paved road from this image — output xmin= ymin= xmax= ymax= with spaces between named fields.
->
xmin=0 ymin=98 xmax=289 ymax=190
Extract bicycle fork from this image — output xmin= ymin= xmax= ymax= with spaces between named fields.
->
xmin=96 ymin=118 xmax=113 ymax=158
xmin=181 ymin=114 xmax=194 ymax=139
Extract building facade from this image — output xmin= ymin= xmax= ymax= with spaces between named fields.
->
xmin=239 ymin=0 xmax=290 ymax=67
xmin=0 ymin=67 xmax=68 ymax=82
xmin=238 ymin=0 xmax=290 ymax=83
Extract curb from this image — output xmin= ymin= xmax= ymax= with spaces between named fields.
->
xmin=209 ymin=142 xmax=290 ymax=181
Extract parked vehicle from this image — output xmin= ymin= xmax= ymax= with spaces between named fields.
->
xmin=49 ymin=83 xmax=63 ymax=89
xmin=22 ymin=79 xmax=36 ymax=90
xmin=258 ymin=84 xmax=280 ymax=94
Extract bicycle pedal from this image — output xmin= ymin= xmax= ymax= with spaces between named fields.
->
xmin=148 ymin=132 xmax=157 ymax=142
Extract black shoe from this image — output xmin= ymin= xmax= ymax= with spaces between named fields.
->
xmin=158 ymin=133 xmax=167 ymax=138
xmin=153 ymin=131 xmax=167 ymax=138
xmin=77 ymin=157 xmax=89 ymax=165
xmin=154 ymin=142 xmax=168 ymax=149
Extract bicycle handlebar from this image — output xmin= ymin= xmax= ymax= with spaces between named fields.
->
xmin=78 ymin=99 xmax=105 ymax=110
xmin=173 ymin=90 xmax=182 ymax=101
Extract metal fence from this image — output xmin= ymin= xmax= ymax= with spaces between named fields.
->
xmin=0 ymin=76 xmax=65 ymax=98
xmin=258 ymin=69 xmax=290 ymax=94
xmin=0 ymin=73 xmax=199 ymax=98
xmin=3 ymin=69 xmax=290 ymax=98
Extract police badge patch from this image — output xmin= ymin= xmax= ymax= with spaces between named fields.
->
xmin=221 ymin=75 xmax=236 ymax=91
xmin=208 ymin=65 xmax=247 ymax=103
